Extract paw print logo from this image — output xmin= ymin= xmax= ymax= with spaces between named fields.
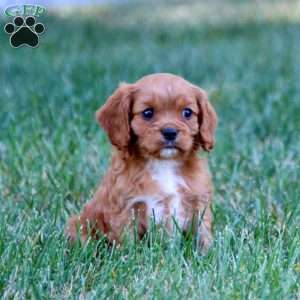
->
xmin=4 ymin=16 xmax=45 ymax=48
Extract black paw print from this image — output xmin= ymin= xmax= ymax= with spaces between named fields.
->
xmin=4 ymin=16 xmax=45 ymax=48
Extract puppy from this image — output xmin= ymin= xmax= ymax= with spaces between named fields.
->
xmin=67 ymin=73 xmax=217 ymax=249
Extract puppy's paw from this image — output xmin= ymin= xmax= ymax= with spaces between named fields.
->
xmin=65 ymin=215 xmax=84 ymax=242
xmin=197 ymin=227 xmax=213 ymax=254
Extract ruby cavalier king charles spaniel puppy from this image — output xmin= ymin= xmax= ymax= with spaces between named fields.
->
xmin=67 ymin=73 xmax=218 ymax=250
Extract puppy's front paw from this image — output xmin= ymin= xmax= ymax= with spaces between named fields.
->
xmin=198 ymin=226 xmax=213 ymax=253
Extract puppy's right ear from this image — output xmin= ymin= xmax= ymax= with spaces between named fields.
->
xmin=96 ymin=83 xmax=136 ymax=151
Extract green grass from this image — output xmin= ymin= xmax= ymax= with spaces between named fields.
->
xmin=1 ymin=1 xmax=300 ymax=298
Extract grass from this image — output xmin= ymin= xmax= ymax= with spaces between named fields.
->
xmin=0 ymin=0 xmax=300 ymax=298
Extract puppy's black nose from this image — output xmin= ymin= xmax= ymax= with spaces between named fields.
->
xmin=161 ymin=127 xmax=178 ymax=141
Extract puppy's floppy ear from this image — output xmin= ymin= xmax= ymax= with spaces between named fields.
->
xmin=193 ymin=86 xmax=218 ymax=151
xmin=96 ymin=83 xmax=136 ymax=150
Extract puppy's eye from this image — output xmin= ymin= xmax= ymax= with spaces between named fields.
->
xmin=142 ymin=108 xmax=154 ymax=120
xmin=182 ymin=108 xmax=193 ymax=119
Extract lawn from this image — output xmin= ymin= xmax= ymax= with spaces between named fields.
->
xmin=0 ymin=0 xmax=300 ymax=299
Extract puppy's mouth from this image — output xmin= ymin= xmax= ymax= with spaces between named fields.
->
xmin=163 ymin=141 xmax=177 ymax=149
xmin=160 ymin=141 xmax=179 ymax=158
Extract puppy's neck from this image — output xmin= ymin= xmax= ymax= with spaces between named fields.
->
xmin=112 ymin=147 xmax=198 ymax=170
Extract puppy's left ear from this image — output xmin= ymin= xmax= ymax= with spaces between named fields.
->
xmin=96 ymin=83 xmax=136 ymax=151
xmin=193 ymin=86 xmax=218 ymax=151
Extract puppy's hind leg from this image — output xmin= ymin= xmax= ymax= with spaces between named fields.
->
xmin=66 ymin=215 xmax=83 ymax=242
xmin=66 ymin=200 xmax=108 ymax=242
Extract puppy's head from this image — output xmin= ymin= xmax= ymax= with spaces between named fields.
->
xmin=96 ymin=73 xmax=217 ymax=159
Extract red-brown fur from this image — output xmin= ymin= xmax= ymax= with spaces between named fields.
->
xmin=67 ymin=73 xmax=217 ymax=249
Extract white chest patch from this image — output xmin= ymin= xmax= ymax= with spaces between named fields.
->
xmin=147 ymin=159 xmax=187 ymax=226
